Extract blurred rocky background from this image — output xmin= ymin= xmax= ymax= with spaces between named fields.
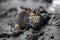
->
xmin=0 ymin=0 xmax=60 ymax=40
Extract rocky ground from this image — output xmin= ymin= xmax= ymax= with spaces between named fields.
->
xmin=0 ymin=0 xmax=60 ymax=40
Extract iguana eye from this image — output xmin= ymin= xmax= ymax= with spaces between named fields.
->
xmin=41 ymin=13 xmax=49 ymax=19
xmin=15 ymin=23 xmax=19 ymax=27
xmin=39 ymin=8 xmax=44 ymax=11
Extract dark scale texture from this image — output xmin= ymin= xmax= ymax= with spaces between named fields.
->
xmin=0 ymin=0 xmax=60 ymax=40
